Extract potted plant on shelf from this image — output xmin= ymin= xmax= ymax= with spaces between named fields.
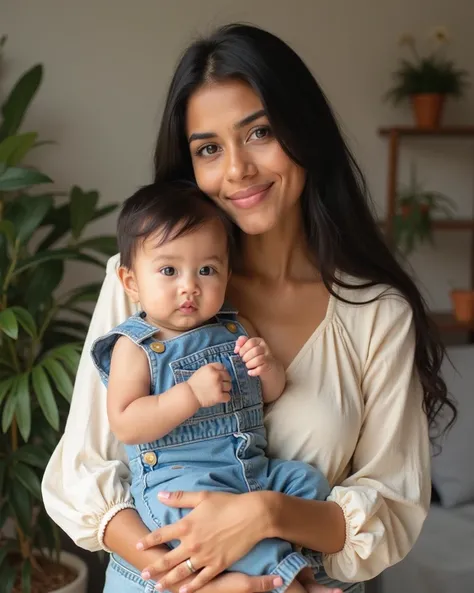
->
xmin=0 ymin=53 xmax=118 ymax=592
xmin=385 ymin=27 xmax=469 ymax=129
xmin=393 ymin=165 xmax=457 ymax=255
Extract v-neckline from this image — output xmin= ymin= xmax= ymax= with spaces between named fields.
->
xmin=285 ymin=289 xmax=335 ymax=375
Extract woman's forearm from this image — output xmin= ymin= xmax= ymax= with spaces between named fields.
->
xmin=263 ymin=492 xmax=346 ymax=554
xmin=103 ymin=508 xmax=170 ymax=572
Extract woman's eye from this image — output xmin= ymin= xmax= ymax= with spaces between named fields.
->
xmin=199 ymin=266 xmax=216 ymax=276
xmin=196 ymin=144 xmax=220 ymax=157
xmin=160 ymin=266 xmax=176 ymax=276
xmin=249 ymin=126 xmax=271 ymax=141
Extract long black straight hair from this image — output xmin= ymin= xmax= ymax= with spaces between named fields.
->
xmin=153 ymin=23 xmax=456 ymax=435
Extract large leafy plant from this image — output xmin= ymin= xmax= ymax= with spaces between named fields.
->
xmin=386 ymin=27 xmax=469 ymax=103
xmin=0 ymin=52 xmax=118 ymax=591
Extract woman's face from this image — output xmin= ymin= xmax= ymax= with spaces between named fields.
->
xmin=186 ymin=79 xmax=306 ymax=235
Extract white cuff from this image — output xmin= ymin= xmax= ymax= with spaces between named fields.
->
xmin=97 ymin=502 xmax=137 ymax=553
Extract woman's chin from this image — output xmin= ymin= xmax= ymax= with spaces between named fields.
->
xmin=233 ymin=213 xmax=280 ymax=236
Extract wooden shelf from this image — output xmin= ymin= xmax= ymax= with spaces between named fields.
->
xmin=378 ymin=126 xmax=474 ymax=137
xmin=432 ymin=312 xmax=474 ymax=332
xmin=378 ymin=219 xmax=474 ymax=230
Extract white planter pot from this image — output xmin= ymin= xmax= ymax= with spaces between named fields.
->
xmin=45 ymin=551 xmax=88 ymax=593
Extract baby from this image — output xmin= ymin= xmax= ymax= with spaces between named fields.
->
xmin=92 ymin=181 xmax=333 ymax=593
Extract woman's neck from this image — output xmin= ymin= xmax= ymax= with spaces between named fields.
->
xmin=237 ymin=208 xmax=319 ymax=284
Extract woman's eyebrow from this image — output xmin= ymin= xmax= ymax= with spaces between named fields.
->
xmin=188 ymin=109 xmax=266 ymax=143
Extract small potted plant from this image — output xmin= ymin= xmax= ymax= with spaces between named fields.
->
xmin=0 ymin=49 xmax=118 ymax=592
xmin=393 ymin=165 xmax=457 ymax=254
xmin=385 ymin=27 xmax=469 ymax=128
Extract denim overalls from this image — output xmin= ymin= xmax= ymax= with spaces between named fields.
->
xmin=92 ymin=305 xmax=362 ymax=593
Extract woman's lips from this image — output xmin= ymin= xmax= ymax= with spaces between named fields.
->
xmin=227 ymin=183 xmax=273 ymax=209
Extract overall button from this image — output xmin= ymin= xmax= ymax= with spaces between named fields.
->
xmin=226 ymin=322 xmax=238 ymax=333
xmin=150 ymin=341 xmax=165 ymax=353
xmin=143 ymin=451 xmax=157 ymax=466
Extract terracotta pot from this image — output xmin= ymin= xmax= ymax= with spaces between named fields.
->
xmin=411 ymin=93 xmax=446 ymax=129
xmin=450 ymin=290 xmax=474 ymax=323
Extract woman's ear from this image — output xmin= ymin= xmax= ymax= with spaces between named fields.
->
xmin=118 ymin=266 xmax=140 ymax=303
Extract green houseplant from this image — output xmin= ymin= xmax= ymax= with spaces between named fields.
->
xmin=393 ymin=165 xmax=456 ymax=255
xmin=0 ymin=50 xmax=118 ymax=591
xmin=385 ymin=27 xmax=469 ymax=128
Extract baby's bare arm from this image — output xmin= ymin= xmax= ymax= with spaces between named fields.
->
xmin=107 ymin=336 xmax=199 ymax=444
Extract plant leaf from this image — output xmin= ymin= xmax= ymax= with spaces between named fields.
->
xmin=10 ymin=194 xmax=53 ymax=244
xmin=70 ymin=186 xmax=99 ymax=239
xmin=76 ymin=235 xmax=118 ymax=256
xmin=21 ymin=559 xmax=32 ymax=593
xmin=23 ymin=260 xmax=64 ymax=315
xmin=0 ymin=133 xmax=38 ymax=166
xmin=0 ymin=64 xmax=43 ymax=141
xmin=0 ymin=561 xmax=17 ymax=593
xmin=7 ymin=480 xmax=31 ymax=535
xmin=43 ymin=357 xmax=73 ymax=402
xmin=12 ymin=248 xmax=103 ymax=276
xmin=2 ymin=389 xmax=17 ymax=433
xmin=14 ymin=462 xmax=42 ymax=500
xmin=32 ymin=365 xmax=59 ymax=430
xmin=0 ymin=220 xmax=16 ymax=245
xmin=14 ymin=373 xmax=31 ymax=442
xmin=0 ymin=166 xmax=52 ymax=191
xmin=14 ymin=445 xmax=50 ymax=469
xmin=0 ymin=459 xmax=5 ymax=495
xmin=0 ymin=377 xmax=14 ymax=407
xmin=51 ymin=344 xmax=82 ymax=375
xmin=0 ymin=309 xmax=19 ymax=339
xmin=10 ymin=307 xmax=37 ymax=338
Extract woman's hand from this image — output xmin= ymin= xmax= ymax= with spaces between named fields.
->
xmin=137 ymin=490 xmax=271 ymax=592
xmin=169 ymin=572 xmax=283 ymax=593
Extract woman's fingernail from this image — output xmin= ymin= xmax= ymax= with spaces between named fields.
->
xmin=141 ymin=571 xmax=150 ymax=579
xmin=273 ymin=577 xmax=283 ymax=587
xmin=136 ymin=542 xmax=144 ymax=550
xmin=156 ymin=583 xmax=164 ymax=591
xmin=158 ymin=491 xmax=170 ymax=499
xmin=179 ymin=587 xmax=188 ymax=593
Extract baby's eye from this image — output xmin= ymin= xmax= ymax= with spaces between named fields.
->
xmin=199 ymin=266 xmax=216 ymax=276
xmin=160 ymin=266 xmax=176 ymax=276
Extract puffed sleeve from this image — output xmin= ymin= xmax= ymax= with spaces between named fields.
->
xmin=42 ymin=254 xmax=138 ymax=552
xmin=323 ymin=295 xmax=431 ymax=582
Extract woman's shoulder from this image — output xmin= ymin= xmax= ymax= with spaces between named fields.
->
xmin=331 ymin=271 xmax=413 ymax=329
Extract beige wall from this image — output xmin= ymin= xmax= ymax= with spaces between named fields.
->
xmin=2 ymin=0 xmax=474 ymax=310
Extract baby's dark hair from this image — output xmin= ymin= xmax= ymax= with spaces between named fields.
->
xmin=118 ymin=181 xmax=234 ymax=269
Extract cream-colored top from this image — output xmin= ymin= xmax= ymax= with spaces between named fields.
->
xmin=42 ymin=255 xmax=430 ymax=583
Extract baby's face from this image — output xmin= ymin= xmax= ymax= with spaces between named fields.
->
xmin=126 ymin=218 xmax=230 ymax=334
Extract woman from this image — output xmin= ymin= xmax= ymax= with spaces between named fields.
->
xmin=42 ymin=23 xmax=455 ymax=593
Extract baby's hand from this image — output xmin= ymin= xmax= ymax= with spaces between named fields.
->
xmin=234 ymin=336 xmax=275 ymax=377
xmin=187 ymin=363 xmax=232 ymax=408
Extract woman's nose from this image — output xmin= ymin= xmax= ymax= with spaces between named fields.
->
xmin=225 ymin=147 xmax=257 ymax=182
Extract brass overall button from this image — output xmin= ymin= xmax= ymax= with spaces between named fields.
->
xmin=150 ymin=341 xmax=165 ymax=353
xmin=225 ymin=322 xmax=238 ymax=333
xmin=143 ymin=451 xmax=157 ymax=466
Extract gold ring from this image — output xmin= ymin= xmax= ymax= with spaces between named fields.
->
xmin=186 ymin=558 xmax=197 ymax=574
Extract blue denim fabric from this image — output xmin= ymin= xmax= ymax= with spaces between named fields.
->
xmin=92 ymin=305 xmax=345 ymax=593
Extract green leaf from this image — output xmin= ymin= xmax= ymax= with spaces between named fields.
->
xmin=0 ymin=377 xmax=14 ymax=407
xmin=32 ymin=365 xmax=59 ymax=430
xmin=2 ymin=390 xmax=17 ymax=433
xmin=92 ymin=203 xmax=119 ymax=221
xmin=0 ymin=133 xmax=38 ymax=166
xmin=14 ymin=462 xmax=42 ymax=499
xmin=77 ymin=235 xmax=118 ymax=256
xmin=37 ymin=203 xmax=70 ymax=250
xmin=0 ymin=166 xmax=52 ymax=191
xmin=0 ymin=220 xmax=16 ymax=245
xmin=0 ymin=500 xmax=9 ymax=530
xmin=43 ymin=357 xmax=73 ymax=402
xmin=12 ymin=248 xmax=103 ymax=276
xmin=10 ymin=194 xmax=54 ymax=243
xmin=51 ymin=344 xmax=81 ymax=375
xmin=14 ymin=444 xmax=50 ymax=469
xmin=10 ymin=307 xmax=37 ymax=338
xmin=70 ymin=186 xmax=99 ymax=239
xmin=0 ymin=561 xmax=17 ymax=593
xmin=14 ymin=374 xmax=31 ymax=442
xmin=21 ymin=559 xmax=32 ymax=593
xmin=0 ymin=459 xmax=5 ymax=495
xmin=23 ymin=260 xmax=64 ymax=315
xmin=8 ymin=480 xmax=31 ymax=535
xmin=63 ymin=282 xmax=102 ymax=306
xmin=0 ymin=64 xmax=43 ymax=141
xmin=0 ymin=309 xmax=19 ymax=339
